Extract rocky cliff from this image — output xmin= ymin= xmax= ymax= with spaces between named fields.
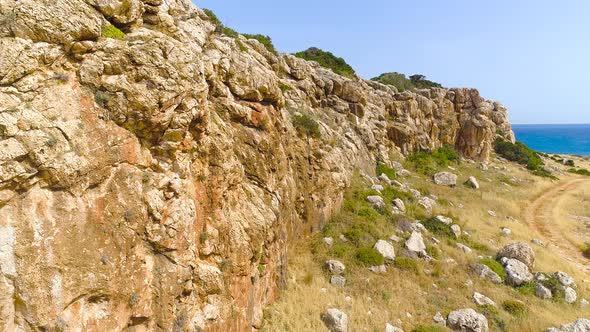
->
xmin=0 ymin=0 xmax=514 ymax=331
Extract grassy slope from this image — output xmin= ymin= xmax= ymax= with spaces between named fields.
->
xmin=262 ymin=154 xmax=590 ymax=332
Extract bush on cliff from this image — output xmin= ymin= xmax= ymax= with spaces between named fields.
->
xmin=292 ymin=112 xmax=321 ymax=138
xmin=293 ymin=47 xmax=356 ymax=78
xmin=371 ymin=72 xmax=442 ymax=92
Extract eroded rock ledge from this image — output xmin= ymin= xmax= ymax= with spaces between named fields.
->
xmin=0 ymin=0 xmax=513 ymax=330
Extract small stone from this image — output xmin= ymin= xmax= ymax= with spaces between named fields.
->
xmin=531 ymin=239 xmax=545 ymax=247
xmin=473 ymin=292 xmax=495 ymax=306
xmin=369 ymin=265 xmax=387 ymax=273
xmin=389 ymin=234 xmax=402 ymax=243
xmin=433 ymin=312 xmax=446 ymax=325
xmin=325 ymin=260 xmax=346 ymax=275
xmin=374 ymin=240 xmax=396 ymax=261
xmin=330 ymin=275 xmax=346 ymax=287
xmin=367 ymin=195 xmax=385 ymax=210
xmin=464 ymin=279 xmax=474 ymax=288
xmin=372 ymin=184 xmax=384 ymax=192
xmin=487 ymin=210 xmax=497 ymax=217
xmin=456 ymin=243 xmax=472 ymax=254
xmin=433 ymin=171 xmax=458 ymax=186
xmin=565 ymin=287 xmax=577 ymax=304
xmin=435 ymin=215 xmax=453 ymax=225
xmin=322 ymin=308 xmax=348 ymax=332
xmin=392 ymin=198 xmax=406 ymax=212
xmin=405 ymin=231 xmax=426 ymax=255
xmin=379 ymin=173 xmax=392 ymax=184
xmin=554 ymin=271 xmax=575 ymax=287
xmin=447 ymin=308 xmax=488 ymax=332
xmin=466 ymin=176 xmax=480 ymax=189
xmin=535 ymin=283 xmax=552 ymax=299
xmin=581 ymin=298 xmax=589 ymax=306
xmin=385 ymin=323 xmax=404 ymax=332
xmin=500 ymin=228 xmax=511 ymax=236
xmin=418 ymin=196 xmax=436 ymax=211
xmin=323 ymin=237 xmax=334 ymax=246
xmin=451 ymin=224 xmax=461 ymax=239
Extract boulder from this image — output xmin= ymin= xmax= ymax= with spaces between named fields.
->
xmin=374 ymin=240 xmax=396 ymax=261
xmin=497 ymin=242 xmax=535 ymax=269
xmin=322 ymin=308 xmax=348 ymax=332
xmin=503 ymin=258 xmax=533 ymax=286
xmin=325 ymin=260 xmax=346 ymax=275
xmin=466 ymin=176 xmax=480 ymax=189
xmin=405 ymin=231 xmax=426 ymax=255
xmin=447 ymin=308 xmax=488 ymax=332
xmin=535 ymin=283 xmax=552 ymax=299
xmin=434 ymin=171 xmax=458 ymax=186
xmin=367 ymin=195 xmax=385 ymax=210
xmin=548 ymin=319 xmax=590 ymax=332
xmin=473 ymin=292 xmax=496 ymax=306
xmin=565 ymin=287 xmax=577 ymax=304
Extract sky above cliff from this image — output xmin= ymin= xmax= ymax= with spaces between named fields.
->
xmin=195 ymin=1 xmax=590 ymax=124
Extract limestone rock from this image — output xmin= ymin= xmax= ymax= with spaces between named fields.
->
xmin=565 ymin=287 xmax=577 ymax=304
xmin=456 ymin=243 xmax=473 ymax=254
xmin=325 ymin=260 xmax=346 ymax=275
xmin=548 ymin=319 xmax=590 ymax=332
xmin=497 ymin=242 xmax=535 ymax=269
xmin=385 ymin=323 xmax=404 ymax=332
xmin=367 ymin=195 xmax=385 ymax=210
xmin=405 ymin=231 xmax=426 ymax=255
xmin=447 ymin=308 xmax=488 ymax=332
xmin=322 ymin=308 xmax=348 ymax=332
xmin=535 ymin=283 xmax=552 ymax=299
xmin=330 ymin=275 xmax=346 ymax=287
xmin=554 ymin=271 xmax=575 ymax=287
xmin=374 ymin=240 xmax=396 ymax=261
xmin=473 ymin=292 xmax=496 ymax=306
xmin=503 ymin=258 xmax=533 ymax=286
xmin=392 ymin=198 xmax=406 ymax=213
xmin=433 ymin=171 xmax=458 ymax=186
xmin=436 ymin=215 xmax=453 ymax=225
xmin=466 ymin=176 xmax=480 ymax=189
xmin=451 ymin=224 xmax=462 ymax=239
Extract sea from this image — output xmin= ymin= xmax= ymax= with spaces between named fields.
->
xmin=512 ymin=124 xmax=590 ymax=156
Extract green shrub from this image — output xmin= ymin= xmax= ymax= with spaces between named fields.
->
xmin=569 ymin=168 xmax=590 ymax=177
xmin=355 ymin=247 xmax=384 ymax=266
xmin=421 ymin=217 xmax=454 ymax=238
xmin=515 ymin=282 xmax=536 ymax=296
xmin=381 ymin=186 xmax=414 ymax=204
xmin=502 ymin=300 xmax=527 ymax=317
xmin=479 ymin=258 xmax=505 ymax=281
xmin=376 ymin=163 xmax=397 ymax=180
xmin=102 ymin=24 xmax=125 ymax=39
xmin=222 ymin=26 xmax=240 ymax=38
xmin=494 ymin=138 xmax=554 ymax=178
xmin=412 ymin=325 xmax=447 ymax=332
xmin=203 ymin=8 xmax=221 ymax=26
xmin=243 ymin=34 xmax=277 ymax=54
xmin=293 ymin=47 xmax=355 ymax=78
xmin=279 ymin=83 xmax=292 ymax=92
xmin=540 ymin=276 xmax=565 ymax=301
xmin=372 ymin=72 xmax=443 ymax=92
xmin=425 ymin=245 xmax=441 ymax=259
xmin=406 ymin=145 xmax=459 ymax=175
xmin=394 ymin=257 xmax=419 ymax=273
xmin=292 ymin=112 xmax=321 ymax=138
xmin=235 ymin=39 xmax=247 ymax=52
xmin=330 ymin=243 xmax=351 ymax=258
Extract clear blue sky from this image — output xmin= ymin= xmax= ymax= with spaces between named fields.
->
xmin=194 ymin=1 xmax=590 ymax=124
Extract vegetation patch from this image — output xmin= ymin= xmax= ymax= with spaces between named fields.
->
xmin=412 ymin=325 xmax=447 ymax=332
xmin=502 ymin=300 xmax=527 ymax=317
xmin=203 ymin=8 xmax=221 ymax=26
xmin=479 ymin=258 xmax=506 ymax=281
xmin=293 ymin=47 xmax=356 ymax=78
xmin=421 ymin=216 xmax=455 ymax=238
xmin=394 ymin=257 xmax=420 ymax=273
xmin=494 ymin=138 xmax=554 ymax=178
xmin=376 ymin=163 xmax=397 ymax=180
xmin=243 ymin=34 xmax=277 ymax=54
xmin=539 ymin=276 xmax=565 ymax=301
xmin=569 ymin=168 xmax=590 ymax=176
xmin=372 ymin=72 xmax=442 ymax=92
xmin=406 ymin=145 xmax=460 ymax=175
xmin=515 ymin=282 xmax=536 ymax=296
xmin=355 ymin=247 xmax=384 ymax=266
xmin=292 ymin=112 xmax=321 ymax=138
xmin=102 ymin=24 xmax=125 ymax=39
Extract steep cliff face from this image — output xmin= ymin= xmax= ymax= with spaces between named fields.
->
xmin=0 ymin=0 xmax=513 ymax=331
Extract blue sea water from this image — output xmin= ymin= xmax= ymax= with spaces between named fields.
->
xmin=512 ymin=124 xmax=590 ymax=156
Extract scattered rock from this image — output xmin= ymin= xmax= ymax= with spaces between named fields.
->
xmin=480 ymin=163 xmax=489 ymax=171
xmin=451 ymin=224 xmax=462 ymax=239
xmin=547 ymin=319 xmax=590 ymax=332
xmin=503 ymin=258 xmax=533 ymax=286
xmin=330 ymin=275 xmax=346 ymax=287
xmin=497 ymin=242 xmax=535 ymax=269
xmin=466 ymin=176 xmax=480 ymax=189
xmin=392 ymin=198 xmax=406 ymax=212
xmin=436 ymin=215 xmax=453 ymax=225
xmin=385 ymin=323 xmax=404 ymax=332
xmin=409 ymin=189 xmax=422 ymax=199
xmin=447 ymin=308 xmax=488 ymax=332
xmin=456 ymin=243 xmax=472 ymax=254
xmin=369 ymin=265 xmax=387 ymax=274
xmin=323 ymin=237 xmax=334 ymax=246
xmin=500 ymin=228 xmax=511 ymax=236
xmin=554 ymin=271 xmax=575 ymax=287
xmin=418 ymin=196 xmax=436 ymax=211
xmin=434 ymin=171 xmax=458 ymax=186
xmin=374 ymin=240 xmax=396 ymax=261
xmin=405 ymin=231 xmax=426 ymax=255
xmin=325 ymin=260 xmax=346 ymax=275
xmin=565 ymin=287 xmax=577 ymax=304
xmin=433 ymin=311 xmax=446 ymax=325
xmin=322 ymin=308 xmax=348 ymax=332
xmin=487 ymin=210 xmax=497 ymax=217
xmin=581 ymin=298 xmax=589 ymax=306
xmin=531 ymin=239 xmax=545 ymax=247
xmin=535 ymin=283 xmax=552 ymax=299
xmin=379 ymin=173 xmax=393 ymax=185
xmin=372 ymin=184 xmax=384 ymax=192
xmin=367 ymin=195 xmax=385 ymax=210
xmin=473 ymin=292 xmax=496 ymax=306
xmin=389 ymin=235 xmax=402 ymax=243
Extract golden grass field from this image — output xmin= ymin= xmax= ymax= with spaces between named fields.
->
xmin=262 ymin=153 xmax=590 ymax=332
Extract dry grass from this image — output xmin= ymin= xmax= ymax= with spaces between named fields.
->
xmin=262 ymin=155 xmax=590 ymax=331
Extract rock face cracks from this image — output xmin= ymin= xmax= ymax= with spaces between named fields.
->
xmin=0 ymin=0 xmax=514 ymax=330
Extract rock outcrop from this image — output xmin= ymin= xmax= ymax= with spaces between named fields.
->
xmin=0 ymin=0 xmax=514 ymax=330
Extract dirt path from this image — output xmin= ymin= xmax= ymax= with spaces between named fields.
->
xmin=523 ymin=176 xmax=590 ymax=272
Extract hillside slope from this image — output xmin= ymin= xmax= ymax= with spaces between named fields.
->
xmin=0 ymin=0 xmax=513 ymax=331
